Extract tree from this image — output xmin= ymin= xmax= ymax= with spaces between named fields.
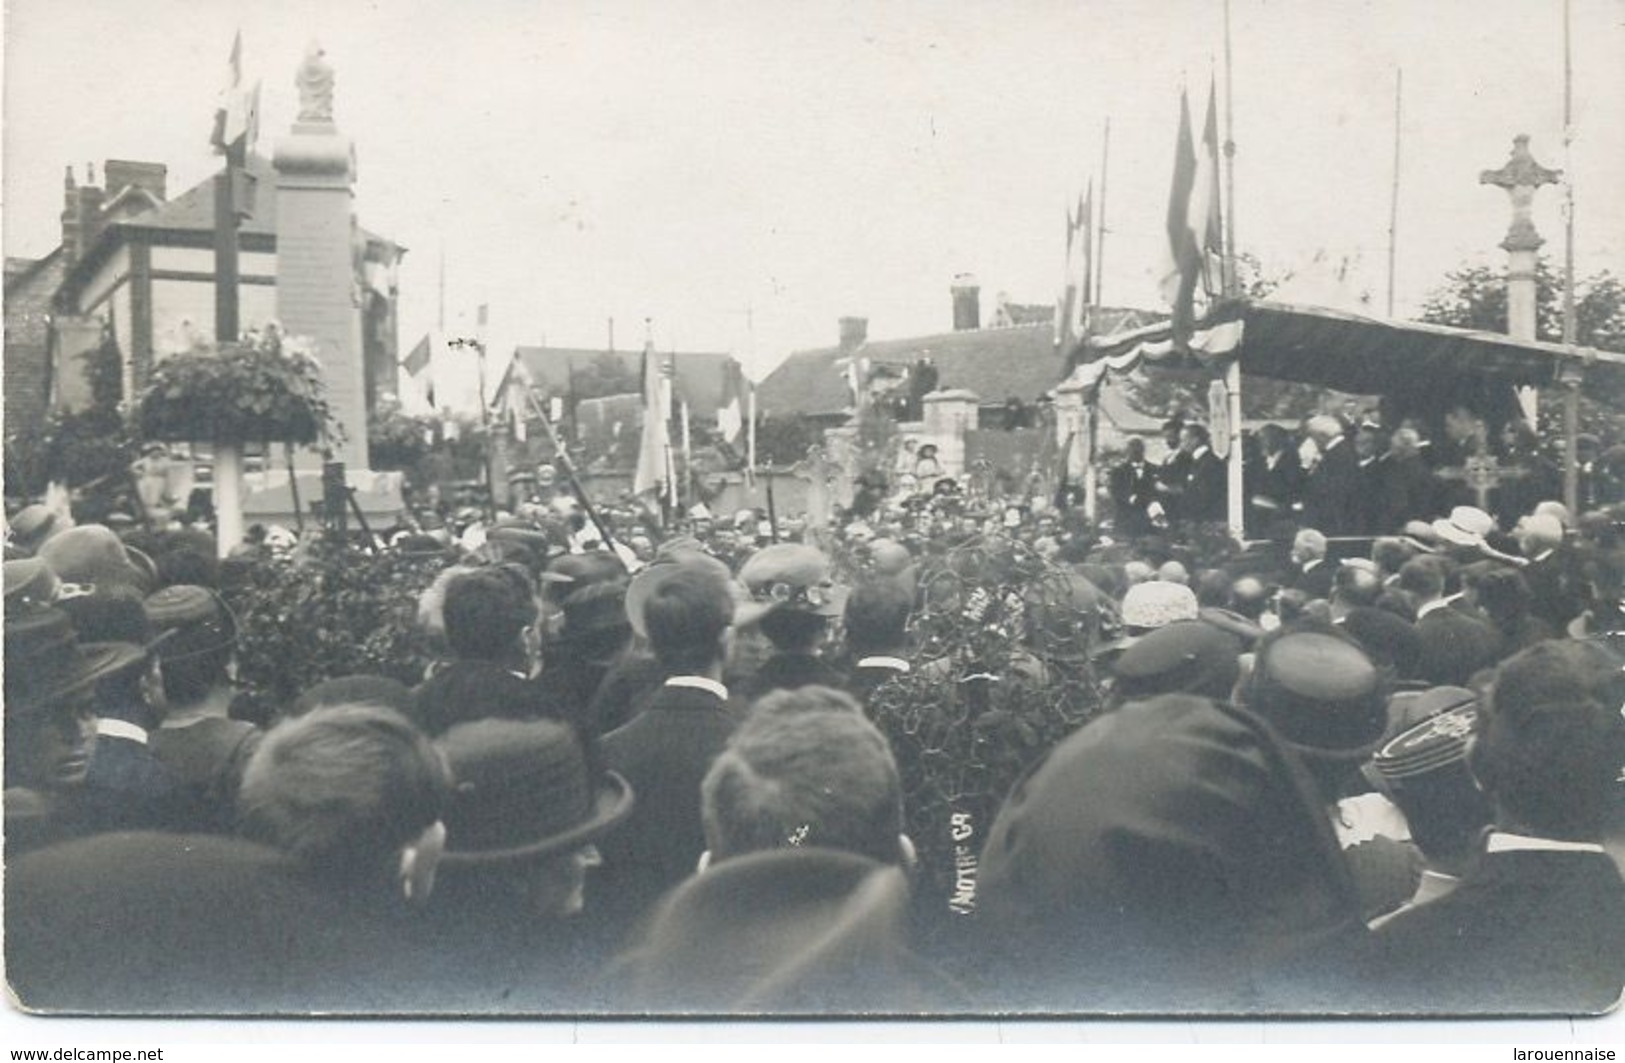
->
xmin=1419 ymin=259 xmax=1625 ymax=442
xmin=570 ymin=350 xmax=640 ymax=401
xmin=4 ymin=333 xmax=139 ymax=520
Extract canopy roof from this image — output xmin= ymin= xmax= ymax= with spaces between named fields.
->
xmin=1073 ymin=300 xmax=1625 ymax=405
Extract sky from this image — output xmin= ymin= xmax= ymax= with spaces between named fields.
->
xmin=5 ymin=0 xmax=1623 ymax=414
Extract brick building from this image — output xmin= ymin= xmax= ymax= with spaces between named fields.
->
xmin=3 ymin=156 xmax=402 ymax=449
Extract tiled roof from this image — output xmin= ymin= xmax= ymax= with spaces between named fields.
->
xmin=756 ymin=308 xmax=1158 ymax=417
xmin=116 ymin=154 xmax=280 ymax=237
xmin=508 ymin=346 xmax=740 ymax=418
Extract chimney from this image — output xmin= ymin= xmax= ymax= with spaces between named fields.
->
xmin=60 ymin=166 xmax=81 ymax=263
xmin=103 ymin=160 xmax=168 ymax=203
xmin=838 ymin=316 xmax=868 ymax=352
xmin=951 ymin=273 xmax=980 ymax=331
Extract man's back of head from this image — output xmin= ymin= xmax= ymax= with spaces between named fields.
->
xmin=239 ymin=703 xmax=451 ymax=897
xmin=442 ymin=568 xmax=537 ymax=662
xmin=642 ymin=565 xmax=735 ymax=675
xmin=702 ymin=687 xmax=904 ymax=867
xmin=843 ymin=577 xmax=912 ymax=658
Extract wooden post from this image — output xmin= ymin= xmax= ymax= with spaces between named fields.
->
xmin=1225 ymin=359 xmax=1245 ymax=540
xmin=213 ymin=443 xmax=244 ymax=559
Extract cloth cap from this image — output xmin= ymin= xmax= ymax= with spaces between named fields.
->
xmin=1338 ymin=607 xmax=1422 ymax=677
xmin=436 ymin=717 xmax=633 ymax=865
xmin=1120 ymin=580 xmax=1199 ymax=631
xmin=561 ymin=577 xmax=632 ymax=636
xmin=144 ymin=584 xmax=236 ymax=659
xmin=1247 ymin=632 xmax=1385 ymax=759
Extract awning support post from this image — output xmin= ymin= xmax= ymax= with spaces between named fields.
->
xmin=1226 ymin=359 xmax=1245 ymax=540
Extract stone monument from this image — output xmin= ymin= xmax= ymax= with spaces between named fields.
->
xmin=273 ymin=41 xmax=369 ymax=469
xmin=1480 ymin=134 xmax=1560 ymax=426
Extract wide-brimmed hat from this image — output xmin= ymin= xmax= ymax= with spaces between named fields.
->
xmin=624 ymin=548 xmax=734 ymax=638
xmin=1431 ymin=506 xmax=1495 ymax=548
xmin=436 ymin=717 xmax=633 ymax=865
xmin=737 ymin=543 xmax=847 ymax=621
xmin=3 ymin=603 xmax=145 ymax=718
xmin=37 ymin=525 xmax=155 ymax=596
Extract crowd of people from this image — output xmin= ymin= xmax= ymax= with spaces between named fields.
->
xmin=4 ymin=416 xmax=1625 ymax=1017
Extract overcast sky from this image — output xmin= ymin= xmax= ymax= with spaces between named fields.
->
xmin=6 ymin=0 xmax=1623 ymax=410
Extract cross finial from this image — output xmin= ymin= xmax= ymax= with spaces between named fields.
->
xmin=1479 ymin=135 xmax=1561 ymax=253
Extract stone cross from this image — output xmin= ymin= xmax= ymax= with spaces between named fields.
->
xmin=1481 ymin=135 xmax=1560 ymax=426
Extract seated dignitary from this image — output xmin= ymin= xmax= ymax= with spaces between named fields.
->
xmin=596 ymin=564 xmax=745 ymax=938
xmin=1367 ymin=641 xmax=1625 ymax=1015
xmin=613 ymin=686 xmax=963 ymax=1013
xmin=423 ymin=717 xmax=634 ymax=1012
xmin=5 ymin=702 xmax=453 ymax=1014
xmin=976 ymin=691 xmax=1367 ymax=1014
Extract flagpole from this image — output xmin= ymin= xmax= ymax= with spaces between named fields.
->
xmin=1387 ymin=68 xmax=1403 ymax=318
xmin=1096 ymin=117 xmax=1110 ymax=307
xmin=1561 ymin=0 xmax=1579 ymax=513
xmin=1221 ymin=0 xmax=1239 ymax=299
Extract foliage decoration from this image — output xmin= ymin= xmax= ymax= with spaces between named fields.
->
xmin=865 ymin=534 xmax=1105 ymax=956
xmin=368 ymin=395 xmax=436 ymax=472
xmin=223 ymin=536 xmax=450 ymax=721
xmin=135 ymin=326 xmax=337 ymax=447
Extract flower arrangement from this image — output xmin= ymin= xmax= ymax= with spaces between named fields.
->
xmin=135 ymin=326 xmax=337 ymax=447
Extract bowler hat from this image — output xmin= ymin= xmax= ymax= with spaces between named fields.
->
xmin=436 ymin=718 xmax=633 ymax=865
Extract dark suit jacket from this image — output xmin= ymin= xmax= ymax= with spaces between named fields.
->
xmin=1248 ymin=449 xmax=1304 ymax=521
xmin=1375 ymin=453 xmax=1438 ymax=532
xmin=1179 ymin=448 xmax=1227 ymax=524
xmin=1303 ymin=439 xmax=1360 ymax=536
xmin=1108 ymin=460 xmax=1159 ymax=536
xmin=1522 ymin=550 xmax=1579 ymax=633
xmin=1412 ymin=602 xmax=1502 ymax=686
xmin=1367 ymin=849 xmax=1625 ymax=1015
xmin=411 ymin=659 xmax=551 ymax=736
xmin=597 ymin=683 xmax=744 ymax=929
xmin=736 ymin=652 xmax=848 ymax=703
xmin=1290 ymin=560 xmax=1336 ymax=601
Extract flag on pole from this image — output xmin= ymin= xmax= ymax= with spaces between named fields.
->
xmin=402 ymin=333 xmax=437 ymax=408
xmin=1053 ymin=202 xmax=1077 ymax=349
xmin=1159 ymin=83 xmax=1224 ymax=346
xmin=633 ymin=336 xmax=673 ymax=497
xmin=1069 ymin=181 xmax=1095 ymax=342
xmin=718 ymin=359 xmax=746 ymax=444
xmin=210 ymin=32 xmax=260 ymax=155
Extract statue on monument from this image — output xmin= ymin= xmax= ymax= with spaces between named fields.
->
xmin=296 ymin=40 xmax=336 ymax=123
